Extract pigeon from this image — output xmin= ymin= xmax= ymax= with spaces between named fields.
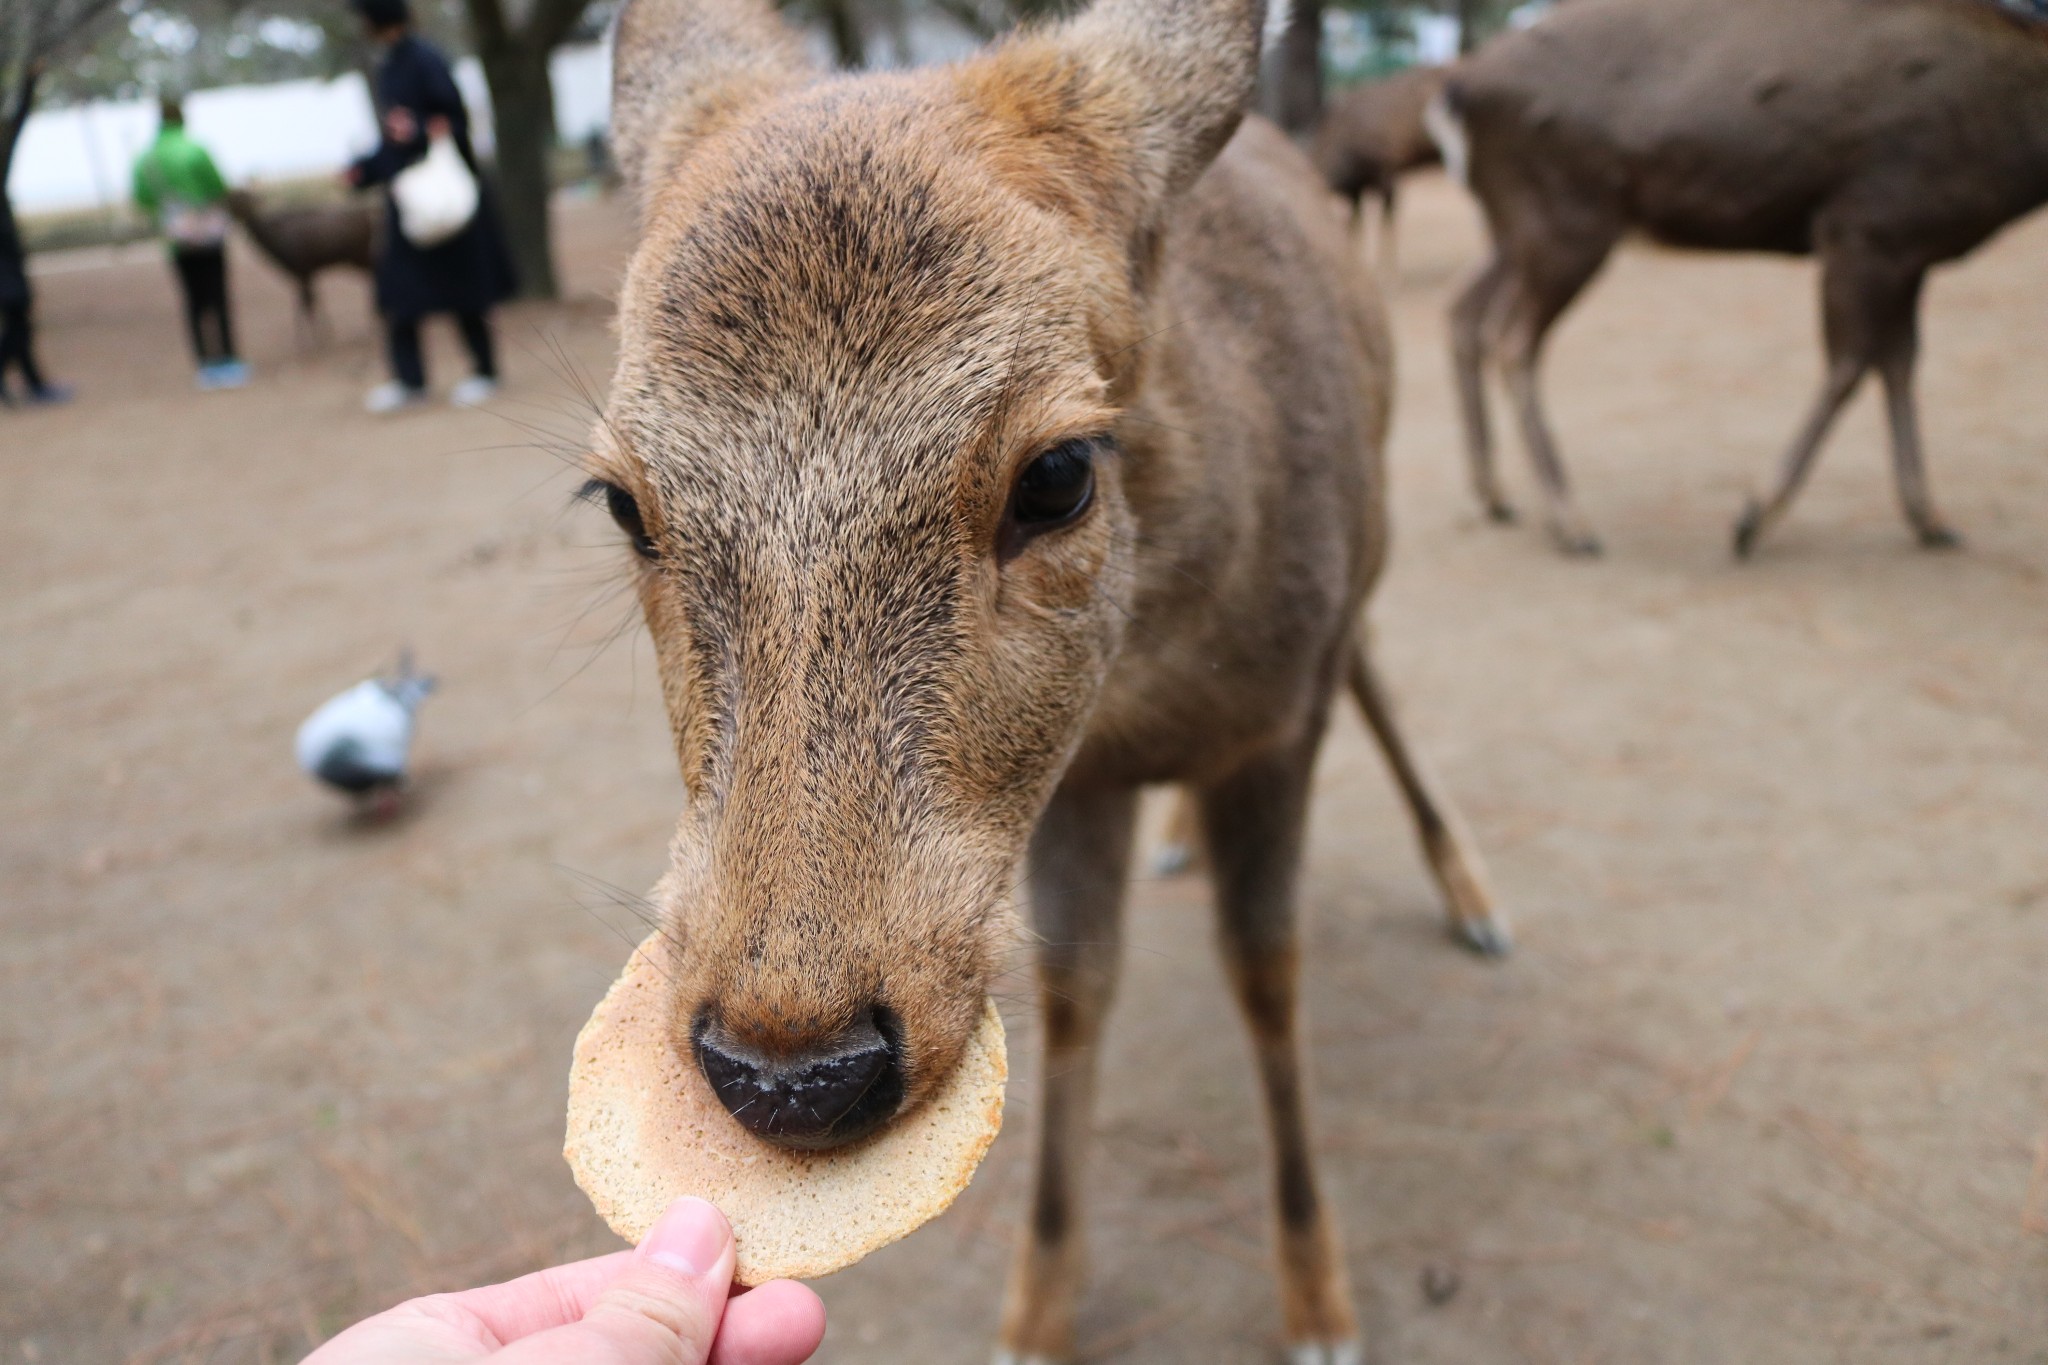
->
xmin=295 ymin=653 xmax=436 ymax=808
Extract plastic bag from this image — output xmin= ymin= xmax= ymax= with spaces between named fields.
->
xmin=391 ymin=129 xmax=479 ymax=249
xmin=163 ymin=203 xmax=231 ymax=248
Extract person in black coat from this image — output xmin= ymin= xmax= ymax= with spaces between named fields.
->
xmin=0 ymin=191 xmax=71 ymax=408
xmin=345 ymin=0 xmax=516 ymax=413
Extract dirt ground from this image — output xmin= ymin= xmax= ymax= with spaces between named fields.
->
xmin=4 ymin=174 xmax=2046 ymax=1365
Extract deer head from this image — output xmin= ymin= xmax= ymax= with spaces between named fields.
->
xmin=589 ymin=0 xmax=1265 ymax=1150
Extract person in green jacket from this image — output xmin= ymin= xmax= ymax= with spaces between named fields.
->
xmin=133 ymin=97 xmax=247 ymax=389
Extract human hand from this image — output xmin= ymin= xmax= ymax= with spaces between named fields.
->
xmin=383 ymin=106 xmax=419 ymax=144
xmin=303 ymin=1198 xmax=826 ymax=1365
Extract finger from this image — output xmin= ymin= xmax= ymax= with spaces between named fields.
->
xmin=492 ymin=1198 xmax=736 ymax=1365
xmin=427 ymin=1250 xmax=634 ymax=1341
xmin=708 ymin=1281 xmax=826 ymax=1365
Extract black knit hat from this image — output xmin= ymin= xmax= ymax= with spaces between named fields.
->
xmin=350 ymin=0 xmax=411 ymax=28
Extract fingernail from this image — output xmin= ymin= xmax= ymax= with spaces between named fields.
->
xmin=639 ymin=1197 xmax=728 ymax=1277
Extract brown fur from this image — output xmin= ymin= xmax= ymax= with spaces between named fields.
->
xmin=595 ymin=1 xmax=1504 ymax=1357
xmin=1309 ymin=65 xmax=1445 ymax=251
xmin=1444 ymin=0 xmax=2048 ymax=555
xmin=223 ymin=189 xmax=376 ymax=338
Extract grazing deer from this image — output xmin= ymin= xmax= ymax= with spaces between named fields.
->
xmin=224 ymin=189 xmax=376 ymax=342
xmin=1438 ymin=0 xmax=2048 ymax=556
xmin=591 ymin=0 xmax=1505 ymax=1358
xmin=1310 ymin=65 xmax=1446 ymax=276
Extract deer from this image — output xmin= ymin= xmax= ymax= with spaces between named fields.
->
xmin=588 ymin=0 xmax=1508 ymax=1360
xmin=1436 ymin=0 xmax=2048 ymax=557
xmin=224 ymin=189 xmax=377 ymax=342
xmin=1309 ymin=65 xmax=1446 ymax=276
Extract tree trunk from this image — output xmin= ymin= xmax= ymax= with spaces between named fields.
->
xmin=1457 ymin=0 xmax=1487 ymax=54
xmin=0 ymin=67 xmax=40 ymax=197
xmin=479 ymin=42 xmax=558 ymax=300
xmin=1262 ymin=0 xmax=1324 ymax=136
xmin=818 ymin=0 xmax=866 ymax=68
xmin=0 ymin=72 xmax=38 ymax=257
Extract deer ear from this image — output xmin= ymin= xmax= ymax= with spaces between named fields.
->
xmin=958 ymin=0 xmax=1267 ymax=244
xmin=609 ymin=0 xmax=817 ymax=209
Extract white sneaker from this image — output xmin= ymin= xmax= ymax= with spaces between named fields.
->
xmin=449 ymin=376 xmax=500 ymax=409
xmin=365 ymin=381 xmax=430 ymax=415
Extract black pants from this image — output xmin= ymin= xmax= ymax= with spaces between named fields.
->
xmin=171 ymin=246 xmax=236 ymax=366
xmin=0 ymin=299 xmax=47 ymax=395
xmin=387 ymin=311 xmax=496 ymax=392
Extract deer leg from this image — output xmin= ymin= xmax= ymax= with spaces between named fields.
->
xmin=1873 ymin=283 xmax=1959 ymax=550
xmin=305 ymin=281 xmax=330 ymax=349
xmin=1731 ymin=242 xmax=1939 ymax=556
xmin=1199 ymin=722 xmax=1360 ymax=1365
xmin=1498 ymin=333 xmax=1600 ymax=557
xmin=292 ymin=279 xmax=314 ymax=351
xmin=1150 ymin=786 xmax=1204 ymax=877
xmin=1730 ymin=357 xmax=1865 ymax=558
xmin=1450 ymin=255 xmax=1515 ymax=524
xmin=1494 ymin=234 xmax=1613 ymax=557
xmin=1374 ymin=182 xmax=1399 ymax=285
xmin=1347 ymin=629 xmax=1507 ymax=956
xmin=997 ymin=783 xmax=1138 ymax=1365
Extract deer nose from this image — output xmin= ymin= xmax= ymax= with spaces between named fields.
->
xmin=692 ymin=1010 xmax=905 ymax=1151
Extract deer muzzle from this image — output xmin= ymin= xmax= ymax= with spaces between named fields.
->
xmin=692 ymin=1007 xmax=907 ymax=1151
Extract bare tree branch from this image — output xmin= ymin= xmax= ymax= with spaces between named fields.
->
xmin=7 ymin=0 xmax=127 ymax=69
xmin=0 ymin=61 xmax=40 ymax=186
xmin=2 ymin=0 xmax=128 ymax=194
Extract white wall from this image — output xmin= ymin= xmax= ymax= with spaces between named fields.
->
xmin=7 ymin=41 xmax=616 ymax=215
xmin=544 ymin=41 xmax=613 ymax=146
xmin=1412 ymin=15 xmax=1460 ymax=65
xmin=8 ymin=11 xmax=1037 ymax=216
xmin=8 ymin=76 xmax=379 ymax=214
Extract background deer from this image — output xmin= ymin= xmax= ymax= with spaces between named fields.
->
xmin=224 ymin=189 xmax=376 ymax=342
xmin=595 ymin=0 xmax=1504 ymax=1358
xmin=1439 ymin=0 xmax=2048 ymax=556
xmin=1310 ymin=65 xmax=1446 ymax=276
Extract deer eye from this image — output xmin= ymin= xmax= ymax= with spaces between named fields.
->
xmin=1003 ymin=438 xmax=1099 ymax=555
xmin=581 ymin=479 xmax=658 ymax=560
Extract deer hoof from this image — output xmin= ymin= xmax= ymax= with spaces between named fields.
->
xmin=1732 ymin=501 xmax=1765 ymax=559
xmin=1917 ymin=524 xmax=1963 ymax=551
xmin=1484 ymin=499 xmax=1517 ymax=525
xmin=992 ymin=1353 xmax=1067 ymax=1365
xmin=1553 ymin=527 xmax=1604 ymax=558
xmin=1286 ymin=1339 xmax=1365 ymax=1365
xmin=1455 ymin=915 xmax=1513 ymax=958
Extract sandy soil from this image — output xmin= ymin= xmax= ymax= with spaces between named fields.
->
xmin=4 ymin=176 xmax=2045 ymax=1365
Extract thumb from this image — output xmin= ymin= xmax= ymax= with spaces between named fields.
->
xmin=496 ymin=1199 xmax=737 ymax=1365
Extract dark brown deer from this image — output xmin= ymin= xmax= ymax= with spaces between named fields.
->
xmin=224 ymin=189 xmax=376 ymax=341
xmin=1439 ymin=0 xmax=2048 ymax=556
xmin=1309 ymin=65 xmax=1445 ymax=274
xmin=593 ymin=0 xmax=1505 ymax=1359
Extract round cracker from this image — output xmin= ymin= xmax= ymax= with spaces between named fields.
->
xmin=563 ymin=932 xmax=1006 ymax=1284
